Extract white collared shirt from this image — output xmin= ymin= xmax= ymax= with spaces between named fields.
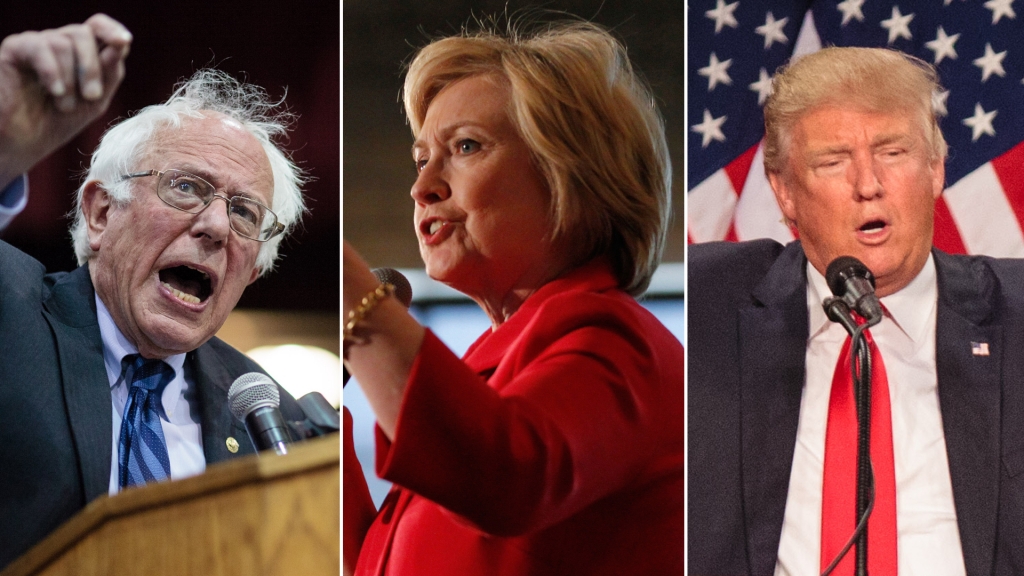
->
xmin=775 ymin=255 xmax=966 ymax=576
xmin=95 ymin=295 xmax=206 ymax=494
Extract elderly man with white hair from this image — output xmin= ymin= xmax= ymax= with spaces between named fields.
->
xmin=0 ymin=15 xmax=308 ymax=569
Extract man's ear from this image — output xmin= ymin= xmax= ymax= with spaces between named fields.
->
xmin=768 ymin=171 xmax=798 ymax=226
xmin=81 ymin=181 xmax=111 ymax=252
xmin=248 ymin=266 xmax=261 ymax=285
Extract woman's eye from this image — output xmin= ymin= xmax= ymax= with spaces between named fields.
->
xmin=456 ymin=139 xmax=480 ymax=154
xmin=415 ymin=158 xmax=428 ymax=172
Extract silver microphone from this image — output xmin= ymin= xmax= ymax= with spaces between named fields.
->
xmin=228 ymin=372 xmax=292 ymax=455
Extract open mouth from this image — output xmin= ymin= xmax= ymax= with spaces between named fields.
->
xmin=421 ymin=218 xmax=448 ymax=237
xmin=159 ymin=265 xmax=212 ymax=304
xmin=419 ymin=218 xmax=455 ymax=245
xmin=859 ymin=220 xmax=887 ymax=234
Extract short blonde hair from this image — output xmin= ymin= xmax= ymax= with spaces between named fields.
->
xmin=404 ymin=21 xmax=671 ymax=296
xmin=763 ymin=46 xmax=947 ymax=174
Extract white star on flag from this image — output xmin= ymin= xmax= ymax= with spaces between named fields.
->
xmin=836 ymin=0 xmax=866 ymax=26
xmin=693 ymin=109 xmax=728 ymax=148
xmin=706 ymin=0 xmax=740 ymax=34
xmin=689 ymin=0 xmax=1024 ymax=258
xmin=749 ymin=68 xmax=773 ymax=106
xmin=881 ymin=6 xmax=915 ymax=44
xmin=984 ymin=0 xmax=1017 ymax=24
xmin=933 ymin=89 xmax=951 ymax=117
xmin=925 ymin=26 xmax=960 ymax=64
xmin=973 ymin=43 xmax=1007 ymax=82
xmin=699 ymin=53 xmax=734 ymax=91
xmin=963 ymin=103 xmax=998 ymax=141
xmin=756 ymin=12 xmax=789 ymax=49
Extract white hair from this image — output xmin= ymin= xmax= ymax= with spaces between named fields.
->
xmin=71 ymin=69 xmax=307 ymax=275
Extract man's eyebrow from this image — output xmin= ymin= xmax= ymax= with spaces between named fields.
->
xmin=872 ymin=133 xmax=914 ymax=147
xmin=175 ymin=165 xmax=218 ymax=183
xmin=174 ymin=166 xmax=261 ymax=200
xmin=806 ymin=144 xmax=852 ymax=157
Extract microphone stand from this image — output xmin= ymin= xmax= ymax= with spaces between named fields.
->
xmin=821 ymin=298 xmax=881 ymax=576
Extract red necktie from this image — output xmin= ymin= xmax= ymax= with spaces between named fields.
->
xmin=820 ymin=326 xmax=898 ymax=575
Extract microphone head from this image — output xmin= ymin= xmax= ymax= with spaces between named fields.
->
xmin=825 ymin=256 xmax=875 ymax=297
xmin=228 ymin=372 xmax=280 ymax=421
xmin=372 ymin=267 xmax=413 ymax=308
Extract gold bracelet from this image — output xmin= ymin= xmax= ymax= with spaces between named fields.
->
xmin=343 ymin=283 xmax=396 ymax=344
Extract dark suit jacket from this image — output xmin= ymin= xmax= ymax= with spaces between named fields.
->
xmin=0 ymin=240 xmax=304 ymax=569
xmin=353 ymin=260 xmax=686 ymax=576
xmin=688 ymin=239 xmax=1024 ymax=576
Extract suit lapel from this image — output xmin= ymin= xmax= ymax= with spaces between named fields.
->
xmin=41 ymin=265 xmax=112 ymax=503
xmin=738 ymin=242 xmax=809 ymax=574
xmin=40 ymin=266 xmax=258 ymax=493
xmin=190 ymin=342 xmax=256 ymax=462
xmin=933 ymin=250 xmax=1001 ymax=576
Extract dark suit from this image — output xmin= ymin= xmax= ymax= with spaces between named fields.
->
xmin=688 ymin=239 xmax=1024 ymax=576
xmin=0 ymin=240 xmax=304 ymax=570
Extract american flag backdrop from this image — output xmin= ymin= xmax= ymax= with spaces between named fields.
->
xmin=688 ymin=0 xmax=1024 ymax=256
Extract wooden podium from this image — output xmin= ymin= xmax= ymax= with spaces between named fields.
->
xmin=1 ymin=436 xmax=339 ymax=576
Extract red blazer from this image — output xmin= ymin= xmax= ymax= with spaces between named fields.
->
xmin=350 ymin=261 xmax=685 ymax=575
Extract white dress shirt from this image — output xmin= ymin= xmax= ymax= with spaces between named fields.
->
xmin=775 ymin=256 xmax=966 ymax=576
xmin=95 ymin=295 xmax=206 ymax=494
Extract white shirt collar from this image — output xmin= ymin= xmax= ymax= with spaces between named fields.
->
xmin=95 ymin=294 xmax=187 ymax=419
xmin=806 ymin=254 xmax=938 ymax=344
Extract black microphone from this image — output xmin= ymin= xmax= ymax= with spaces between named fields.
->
xmin=825 ymin=256 xmax=884 ymax=324
xmin=228 ymin=372 xmax=293 ymax=455
xmin=344 ymin=267 xmax=413 ymax=386
xmin=821 ymin=256 xmax=881 ymax=576
xmin=287 ymin=391 xmax=341 ymax=439
xmin=373 ymin=267 xmax=413 ymax=309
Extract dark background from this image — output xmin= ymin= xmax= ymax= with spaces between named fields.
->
xmin=0 ymin=1 xmax=339 ymax=312
xmin=343 ymin=0 xmax=686 ymax=270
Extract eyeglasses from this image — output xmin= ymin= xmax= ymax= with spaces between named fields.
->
xmin=120 ymin=169 xmax=285 ymax=242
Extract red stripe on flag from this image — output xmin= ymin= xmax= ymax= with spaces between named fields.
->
xmin=990 ymin=142 xmax=1024 ymax=235
xmin=723 ymin=144 xmax=760 ymax=197
xmin=933 ymin=195 xmax=967 ymax=255
xmin=725 ymin=223 xmax=738 ymax=242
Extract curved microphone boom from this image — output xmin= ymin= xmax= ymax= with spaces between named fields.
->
xmin=825 ymin=256 xmax=884 ymax=325
xmin=229 ymin=372 xmax=293 ymax=455
xmin=344 ymin=267 xmax=413 ymax=386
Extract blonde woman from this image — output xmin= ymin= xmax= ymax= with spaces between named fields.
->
xmin=344 ymin=21 xmax=683 ymax=576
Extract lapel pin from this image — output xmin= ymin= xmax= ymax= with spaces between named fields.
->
xmin=226 ymin=437 xmax=239 ymax=453
xmin=971 ymin=342 xmax=990 ymax=357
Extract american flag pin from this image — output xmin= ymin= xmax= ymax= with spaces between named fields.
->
xmin=972 ymin=342 xmax=990 ymax=357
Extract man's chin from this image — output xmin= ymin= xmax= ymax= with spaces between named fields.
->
xmin=137 ymin=315 xmax=218 ymax=358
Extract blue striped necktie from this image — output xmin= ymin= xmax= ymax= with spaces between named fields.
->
xmin=118 ymin=354 xmax=174 ymax=489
